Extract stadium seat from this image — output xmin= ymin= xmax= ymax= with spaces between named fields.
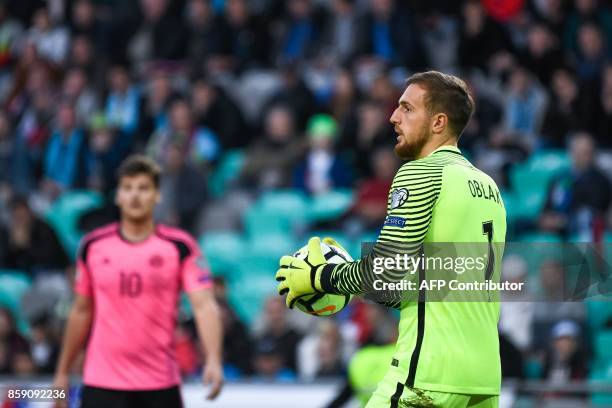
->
xmin=587 ymin=301 xmax=612 ymax=332
xmin=0 ymin=271 xmax=32 ymax=334
xmin=244 ymin=190 xmax=309 ymax=237
xmin=229 ymin=266 xmax=276 ymax=324
xmin=208 ymin=150 xmax=245 ymax=198
xmin=199 ymin=232 xmax=245 ymax=277
xmin=508 ymin=150 xmax=570 ymax=221
xmin=45 ymin=190 xmax=104 ymax=258
xmin=590 ymin=363 xmax=612 ymax=406
xmin=308 ymin=189 xmax=354 ymax=222
xmin=594 ymin=331 xmax=612 ymax=361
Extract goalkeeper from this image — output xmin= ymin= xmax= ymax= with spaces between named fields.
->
xmin=276 ymin=71 xmax=506 ymax=408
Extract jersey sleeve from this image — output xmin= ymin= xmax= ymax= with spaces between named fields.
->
xmin=181 ymin=237 xmax=213 ymax=293
xmin=319 ymin=160 xmax=445 ymax=296
xmin=74 ymin=240 xmax=93 ymax=297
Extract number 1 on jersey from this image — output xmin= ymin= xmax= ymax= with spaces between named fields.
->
xmin=482 ymin=221 xmax=494 ymax=301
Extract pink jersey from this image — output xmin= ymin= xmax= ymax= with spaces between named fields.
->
xmin=74 ymin=223 xmax=212 ymax=390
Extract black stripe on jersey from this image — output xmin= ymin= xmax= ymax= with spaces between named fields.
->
xmin=390 ymin=382 xmax=404 ymax=408
xmin=79 ymin=228 xmax=118 ymax=264
xmin=433 ymin=148 xmax=463 ymax=157
xmin=405 ymin=248 xmax=426 ymax=388
xmin=155 ymin=231 xmax=192 ymax=262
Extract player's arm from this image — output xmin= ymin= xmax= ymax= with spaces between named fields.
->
xmin=53 ymin=294 xmax=93 ymax=401
xmin=189 ymin=288 xmax=224 ymax=400
xmin=276 ymin=161 xmax=445 ymax=306
xmin=320 ymin=162 xmax=444 ymax=296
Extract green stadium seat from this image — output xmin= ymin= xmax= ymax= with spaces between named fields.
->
xmin=243 ymin=190 xmax=310 ymax=237
xmin=595 ymin=331 xmax=612 ymax=361
xmin=0 ymin=271 xmax=32 ymax=335
xmin=199 ymin=232 xmax=245 ymax=277
xmin=208 ymin=150 xmax=245 ymax=198
xmin=508 ymin=150 xmax=570 ymax=221
xmin=45 ymin=190 xmax=104 ymax=258
xmin=590 ymin=363 xmax=612 ymax=406
xmin=308 ymin=189 xmax=354 ymax=222
xmin=0 ymin=271 xmax=31 ymax=312
xmin=587 ymin=301 xmax=612 ymax=332
xmin=228 ymin=267 xmax=276 ymax=324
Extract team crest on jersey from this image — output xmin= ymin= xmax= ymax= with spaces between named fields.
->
xmin=149 ymin=254 xmax=164 ymax=268
xmin=390 ymin=188 xmax=409 ymax=209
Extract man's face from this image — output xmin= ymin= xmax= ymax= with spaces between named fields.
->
xmin=115 ymin=174 xmax=160 ymax=222
xmin=389 ymin=84 xmax=431 ymax=160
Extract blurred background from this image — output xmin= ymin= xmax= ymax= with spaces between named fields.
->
xmin=0 ymin=0 xmax=610 ymax=406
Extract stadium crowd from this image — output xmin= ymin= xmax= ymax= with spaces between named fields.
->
xmin=0 ymin=0 xmax=610 ymax=402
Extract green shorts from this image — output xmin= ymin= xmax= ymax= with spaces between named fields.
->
xmin=365 ymin=382 xmax=498 ymax=408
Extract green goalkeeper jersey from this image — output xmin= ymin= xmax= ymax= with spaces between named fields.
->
xmin=319 ymin=145 xmax=507 ymax=395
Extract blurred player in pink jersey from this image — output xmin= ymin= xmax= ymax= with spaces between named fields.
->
xmin=52 ymin=155 xmax=223 ymax=408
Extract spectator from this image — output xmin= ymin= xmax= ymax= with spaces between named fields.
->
xmin=253 ymin=336 xmax=296 ymax=381
xmin=241 ymin=105 xmax=305 ymax=191
xmin=255 ymin=297 xmax=302 ymax=373
xmin=297 ymin=320 xmax=346 ymax=380
xmin=67 ymin=34 xmax=96 ymax=79
xmin=595 ymin=64 xmax=612 ymax=147
xmin=518 ymin=24 xmax=565 ymax=87
xmin=539 ymin=132 xmax=611 ymax=240
xmin=293 ymin=114 xmax=353 ymax=195
xmin=355 ymin=0 xmax=423 ymax=68
xmin=212 ymin=277 xmax=253 ymax=377
xmin=499 ymin=255 xmax=534 ymax=352
xmin=190 ymin=78 xmax=247 ymax=149
xmin=2 ymin=195 xmax=69 ymax=273
xmin=531 ymin=0 xmax=566 ymax=38
xmin=24 ymin=7 xmax=69 ymax=65
xmin=330 ymin=69 xmax=358 ymax=122
xmin=339 ymin=98 xmax=392 ymax=178
xmin=502 ymin=66 xmax=548 ymax=146
xmin=278 ymin=0 xmax=326 ymax=62
xmin=563 ymin=0 xmax=612 ymax=57
xmin=28 ymin=314 xmax=59 ymax=374
xmin=0 ymin=111 xmax=16 ymax=192
xmin=458 ymin=0 xmax=513 ymax=73
xmin=147 ymin=98 xmax=220 ymax=169
xmin=343 ymin=148 xmax=398 ymax=233
xmin=532 ymin=260 xmax=586 ymax=351
xmin=61 ymin=67 xmax=98 ymax=126
xmin=104 ymin=65 xmax=140 ymax=137
xmin=321 ymin=0 xmax=359 ymax=65
xmin=154 ymin=142 xmax=207 ymax=233
xmin=139 ymin=69 xmax=174 ymax=144
xmin=86 ymin=114 xmax=127 ymax=193
xmin=575 ymin=23 xmax=609 ymax=84
xmin=540 ymin=69 xmax=587 ymax=148
xmin=127 ymin=0 xmax=188 ymax=64
xmin=0 ymin=3 xmax=23 ymax=71
xmin=185 ymin=0 xmax=225 ymax=69
xmin=266 ymin=62 xmax=316 ymax=130
xmin=221 ymin=0 xmax=271 ymax=71
xmin=541 ymin=320 xmax=588 ymax=382
xmin=11 ymin=348 xmax=37 ymax=377
xmin=43 ymin=102 xmax=89 ymax=192
xmin=0 ymin=308 xmax=28 ymax=374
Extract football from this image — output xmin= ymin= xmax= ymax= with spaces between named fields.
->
xmin=292 ymin=240 xmax=353 ymax=316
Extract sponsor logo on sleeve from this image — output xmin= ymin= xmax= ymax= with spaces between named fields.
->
xmin=384 ymin=216 xmax=407 ymax=227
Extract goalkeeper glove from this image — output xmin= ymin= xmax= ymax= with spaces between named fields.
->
xmin=275 ymin=237 xmax=327 ymax=308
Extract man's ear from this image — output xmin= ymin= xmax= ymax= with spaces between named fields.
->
xmin=155 ymin=190 xmax=162 ymax=204
xmin=432 ymin=113 xmax=448 ymax=135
